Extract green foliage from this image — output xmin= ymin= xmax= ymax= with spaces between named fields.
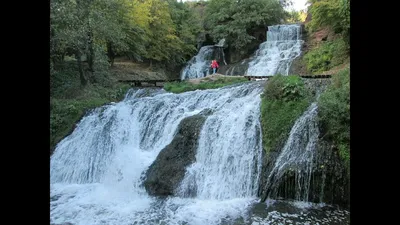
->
xmin=303 ymin=38 xmax=349 ymax=73
xmin=50 ymin=62 xmax=130 ymax=153
xmin=50 ymin=0 xmax=130 ymax=57
xmin=260 ymin=75 xmax=311 ymax=153
xmin=307 ymin=0 xmax=350 ymax=36
xmin=50 ymin=61 xmax=81 ymax=98
xmin=299 ymin=0 xmax=350 ymax=75
xmin=125 ymin=0 xmax=204 ymax=71
xmin=50 ymin=0 xmax=140 ymax=86
xmin=264 ymin=75 xmax=309 ymax=101
xmin=168 ymin=0 xmax=203 ymax=58
xmin=317 ymin=68 xmax=350 ymax=167
xmin=144 ymin=0 xmax=179 ymax=62
xmin=50 ymin=0 xmax=205 ymax=85
xmin=204 ymin=0 xmax=285 ymax=51
xmin=50 ymin=83 xmax=130 ymax=153
xmin=286 ymin=10 xmax=307 ymax=23
xmin=164 ymin=76 xmax=248 ymax=93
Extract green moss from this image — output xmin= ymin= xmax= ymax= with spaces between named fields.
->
xmin=260 ymin=75 xmax=312 ymax=154
xmin=164 ymin=76 xmax=249 ymax=93
xmin=317 ymin=68 xmax=350 ymax=168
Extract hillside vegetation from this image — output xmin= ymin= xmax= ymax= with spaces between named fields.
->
xmin=259 ymin=0 xmax=350 ymax=172
xmin=50 ymin=0 xmax=350 ymax=160
xmin=50 ymin=0 xmax=292 ymax=153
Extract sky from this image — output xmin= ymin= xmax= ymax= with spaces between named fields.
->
xmin=286 ymin=0 xmax=309 ymax=11
xmin=182 ymin=0 xmax=309 ymax=12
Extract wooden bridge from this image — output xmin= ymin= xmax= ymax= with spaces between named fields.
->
xmin=118 ymin=79 xmax=181 ymax=87
xmin=118 ymin=74 xmax=332 ymax=87
xmin=243 ymin=74 xmax=332 ymax=80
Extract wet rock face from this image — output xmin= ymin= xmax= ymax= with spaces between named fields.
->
xmin=218 ymin=58 xmax=251 ymax=76
xmin=259 ymin=139 xmax=350 ymax=210
xmin=308 ymin=141 xmax=350 ymax=209
xmin=143 ymin=114 xmax=207 ymax=196
xmin=289 ymin=53 xmax=309 ymax=75
xmin=258 ymin=78 xmax=348 ymax=209
xmin=302 ymin=78 xmax=332 ymax=97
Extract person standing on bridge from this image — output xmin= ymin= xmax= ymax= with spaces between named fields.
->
xmin=210 ymin=59 xmax=219 ymax=74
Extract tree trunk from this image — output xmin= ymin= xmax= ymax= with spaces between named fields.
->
xmin=107 ymin=41 xmax=115 ymax=67
xmin=76 ymin=50 xmax=87 ymax=86
xmin=87 ymin=30 xmax=96 ymax=83
xmin=87 ymin=31 xmax=94 ymax=72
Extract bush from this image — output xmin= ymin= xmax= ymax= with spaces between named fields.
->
xmin=260 ymin=75 xmax=311 ymax=153
xmin=303 ymin=38 xmax=349 ymax=73
xmin=317 ymin=68 xmax=350 ymax=167
xmin=50 ymin=62 xmax=81 ymax=99
xmin=264 ymin=75 xmax=308 ymax=101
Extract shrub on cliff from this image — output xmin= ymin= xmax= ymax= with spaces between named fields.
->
xmin=317 ymin=68 xmax=350 ymax=168
xmin=260 ymin=75 xmax=312 ymax=153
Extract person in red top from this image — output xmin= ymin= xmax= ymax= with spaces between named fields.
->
xmin=210 ymin=59 xmax=219 ymax=74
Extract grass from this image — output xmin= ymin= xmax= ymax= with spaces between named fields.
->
xmin=260 ymin=75 xmax=312 ymax=153
xmin=164 ymin=76 xmax=249 ymax=93
xmin=261 ymin=99 xmax=311 ymax=153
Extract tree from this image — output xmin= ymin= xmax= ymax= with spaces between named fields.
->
xmin=286 ymin=9 xmax=307 ymax=23
xmin=51 ymin=0 xmax=90 ymax=85
xmin=50 ymin=0 xmax=142 ymax=85
xmin=307 ymin=0 xmax=350 ymax=34
xmin=50 ymin=0 xmax=207 ymax=84
xmin=166 ymin=0 xmax=203 ymax=65
xmin=204 ymin=0 xmax=286 ymax=51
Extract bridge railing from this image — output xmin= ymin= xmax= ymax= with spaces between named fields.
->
xmin=118 ymin=74 xmax=332 ymax=87
xmin=117 ymin=79 xmax=181 ymax=87
xmin=243 ymin=74 xmax=332 ymax=80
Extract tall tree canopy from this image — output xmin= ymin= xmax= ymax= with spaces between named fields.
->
xmin=50 ymin=0 xmax=289 ymax=85
xmin=204 ymin=0 xmax=286 ymax=51
xmin=307 ymin=0 xmax=350 ymax=35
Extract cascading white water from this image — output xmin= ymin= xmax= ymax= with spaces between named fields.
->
xmin=177 ymin=88 xmax=263 ymax=200
xmin=50 ymin=82 xmax=264 ymax=225
xmin=263 ymin=102 xmax=319 ymax=201
xmin=181 ymin=45 xmax=214 ymax=80
xmin=246 ymin=24 xmax=303 ymax=76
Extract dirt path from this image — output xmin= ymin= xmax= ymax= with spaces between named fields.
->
xmin=110 ymin=59 xmax=168 ymax=80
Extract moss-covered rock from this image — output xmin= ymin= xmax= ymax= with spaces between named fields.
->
xmin=258 ymin=72 xmax=349 ymax=209
xmin=260 ymin=75 xmax=312 ymax=154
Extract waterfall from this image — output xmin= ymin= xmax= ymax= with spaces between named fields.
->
xmin=215 ymin=39 xmax=227 ymax=65
xmin=176 ymin=87 xmax=263 ymax=200
xmin=263 ymin=102 xmax=319 ymax=202
xmin=180 ymin=45 xmax=214 ymax=80
xmin=50 ymin=82 xmax=264 ymax=225
xmin=246 ymin=24 xmax=303 ymax=76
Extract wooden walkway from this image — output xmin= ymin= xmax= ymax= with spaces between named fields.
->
xmin=118 ymin=74 xmax=332 ymax=87
xmin=244 ymin=74 xmax=332 ymax=80
xmin=118 ymin=79 xmax=181 ymax=87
